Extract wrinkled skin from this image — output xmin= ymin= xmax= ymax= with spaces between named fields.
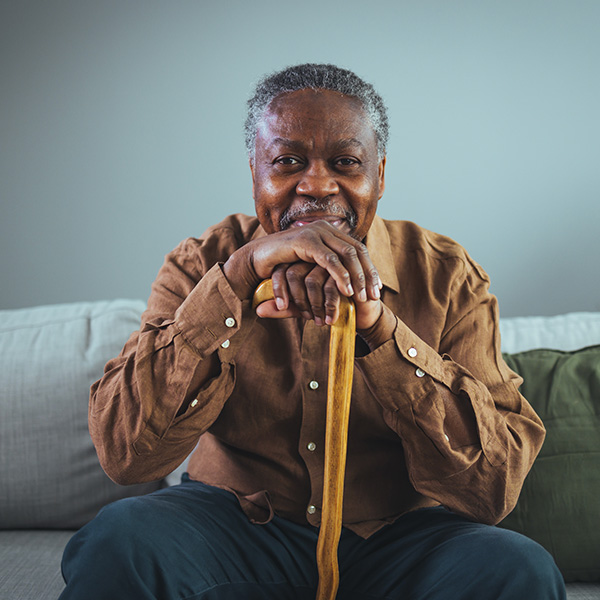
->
xmin=223 ymin=88 xmax=386 ymax=330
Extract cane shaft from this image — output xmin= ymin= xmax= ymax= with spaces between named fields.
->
xmin=315 ymin=295 xmax=355 ymax=600
xmin=252 ymin=280 xmax=355 ymax=600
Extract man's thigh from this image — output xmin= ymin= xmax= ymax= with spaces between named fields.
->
xmin=61 ymin=478 xmax=319 ymax=599
xmin=336 ymin=507 xmax=566 ymax=600
xmin=62 ymin=487 xmax=565 ymax=600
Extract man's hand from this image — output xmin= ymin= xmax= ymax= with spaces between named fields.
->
xmin=256 ymin=263 xmax=384 ymax=330
xmin=223 ymin=221 xmax=382 ymax=328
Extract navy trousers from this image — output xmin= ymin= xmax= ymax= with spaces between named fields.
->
xmin=60 ymin=477 xmax=566 ymax=599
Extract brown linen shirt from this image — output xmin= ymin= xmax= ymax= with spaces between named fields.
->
xmin=90 ymin=213 xmax=545 ymax=538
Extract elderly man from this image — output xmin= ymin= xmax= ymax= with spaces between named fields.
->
xmin=60 ymin=64 xmax=565 ymax=599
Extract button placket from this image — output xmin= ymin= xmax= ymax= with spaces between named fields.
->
xmin=300 ymin=322 xmax=328 ymax=523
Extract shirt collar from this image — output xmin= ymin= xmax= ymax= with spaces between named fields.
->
xmin=250 ymin=221 xmax=267 ymax=241
xmin=365 ymin=215 xmax=400 ymax=294
xmin=249 ymin=213 xmax=400 ymax=294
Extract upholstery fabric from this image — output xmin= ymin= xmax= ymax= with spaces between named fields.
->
xmin=0 ymin=300 xmax=162 ymax=529
xmin=565 ymin=583 xmax=600 ymax=600
xmin=501 ymin=345 xmax=600 ymax=582
xmin=0 ymin=530 xmax=70 ymax=599
xmin=500 ymin=311 xmax=600 ymax=354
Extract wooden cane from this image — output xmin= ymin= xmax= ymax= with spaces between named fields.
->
xmin=253 ymin=280 xmax=356 ymax=600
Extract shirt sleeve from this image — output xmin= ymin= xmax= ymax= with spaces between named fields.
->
xmin=355 ymin=259 xmax=546 ymax=525
xmin=89 ymin=238 xmax=255 ymax=485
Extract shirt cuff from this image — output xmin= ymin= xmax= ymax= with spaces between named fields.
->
xmin=356 ymin=315 xmax=448 ymax=413
xmin=174 ymin=263 xmax=247 ymax=358
xmin=356 ymin=303 xmax=398 ymax=351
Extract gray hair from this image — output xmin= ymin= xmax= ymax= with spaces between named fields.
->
xmin=245 ymin=63 xmax=389 ymax=161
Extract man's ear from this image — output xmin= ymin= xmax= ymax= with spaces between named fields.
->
xmin=249 ymin=158 xmax=256 ymax=199
xmin=378 ymin=157 xmax=386 ymax=199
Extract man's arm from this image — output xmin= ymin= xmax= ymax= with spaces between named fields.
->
xmin=90 ymin=219 xmax=382 ymax=485
xmin=89 ymin=238 xmax=246 ymax=484
xmin=355 ymin=260 xmax=545 ymax=525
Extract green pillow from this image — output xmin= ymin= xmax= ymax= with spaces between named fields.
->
xmin=500 ymin=345 xmax=600 ymax=582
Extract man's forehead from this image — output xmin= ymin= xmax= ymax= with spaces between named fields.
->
xmin=266 ymin=136 xmax=367 ymax=150
xmin=257 ymin=89 xmax=377 ymax=147
xmin=265 ymin=89 xmax=366 ymax=121
xmin=269 ymin=87 xmax=362 ymax=106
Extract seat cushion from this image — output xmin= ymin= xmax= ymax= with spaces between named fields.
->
xmin=566 ymin=583 xmax=600 ymax=600
xmin=501 ymin=345 xmax=600 ymax=582
xmin=0 ymin=530 xmax=70 ymax=599
xmin=0 ymin=300 xmax=163 ymax=529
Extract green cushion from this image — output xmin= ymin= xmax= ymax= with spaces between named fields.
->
xmin=500 ymin=345 xmax=600 ymax=582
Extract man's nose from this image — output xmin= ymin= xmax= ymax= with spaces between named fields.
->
xmin=296 ymin=161 xmax=339 ymax=199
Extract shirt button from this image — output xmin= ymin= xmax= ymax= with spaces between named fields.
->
xmin=221 ymin=339 xmax=230 ymax=349
xmin=307 ymin=505 xmax=317 ymax=515
xmin=408 ymin=347 xmax=418 ymax=358
xmin=415 ymin=368 xmax=425 ymax=378
xmin=190 ymin=399 xmax=199 ymax=408
xmin=225 ymin=317 xmax=236 ymax=328
xmin=307 ymin=442 xmax=316 ymax=452
xmin=309 ymin=380 xmax=319 ymax=390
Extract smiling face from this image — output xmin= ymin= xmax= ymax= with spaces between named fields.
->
xmin=250 ymin=88 xmax=386 ymax=241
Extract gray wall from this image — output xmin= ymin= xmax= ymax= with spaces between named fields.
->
xmin=1 ymin=0 xmax=598 ymax=316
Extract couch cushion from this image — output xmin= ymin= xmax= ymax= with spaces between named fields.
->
xmin=0 ymin=300 xmax=163 ymax=529
xmin=500 ymin=311 xmax=600 ymax=354
xmin=0 ymin=530 xmax=70 ymax=598
xmin=501 ymin=345 xmax=600 ymax=582
xmin=565 ymin=583 xmax=600 ymax=600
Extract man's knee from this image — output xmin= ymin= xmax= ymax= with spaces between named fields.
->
xmin=86 ymin=496 xmax=150 ymax=539
xmin=493 ymin=529 xmax=565 ymax=598
xmin=441 ymin=526 xmax=566 ymax=599
xmin=62 ymin=497 xmax=147 ymax=575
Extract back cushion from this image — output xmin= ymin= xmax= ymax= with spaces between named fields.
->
xmin=501 ymin=345 xmax=600 ymax=582
xmin=0 ymin=300 xmax=163 ymax=529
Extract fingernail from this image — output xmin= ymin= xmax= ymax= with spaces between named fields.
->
xmin=301 ymin=311 xmax=312 ymax=321
xmin=346 ymin=284 xmax=354 ymax=296
xmin=275 ymin=297 xmax=285 ymax=310
xmin=314 ymin=316 xmax=323 ymax=327
xmin=359 ymin=289 xmax=367 ymax=302
xmin=325 ymin=315 xmax=334 ymax=325
xmin=372 ymin=285 xmax=380 ymax=299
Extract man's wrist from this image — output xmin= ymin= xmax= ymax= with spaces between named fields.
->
xmin=356 ymin=303 xmax=397 ymax=352
xmin=222 ymin=247 xmax=261 ymax=301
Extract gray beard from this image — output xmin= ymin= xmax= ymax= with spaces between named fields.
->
xmin=279 ymin=200 xmax=358 ymax=237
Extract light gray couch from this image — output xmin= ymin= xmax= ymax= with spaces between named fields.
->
xmin=1 ymin=300 xmax=599 ymax=599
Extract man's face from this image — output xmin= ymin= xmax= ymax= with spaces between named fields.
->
xmin=251 ymin=88 xmax=386 ymax=242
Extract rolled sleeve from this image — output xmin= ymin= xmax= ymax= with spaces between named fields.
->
xmin=355 ymin=278 xmax=543 ymax=523
xmin=175 ymin=263 xmax=245 ymax=358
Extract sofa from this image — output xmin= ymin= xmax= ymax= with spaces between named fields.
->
xmin=1 ymin=299 xmax=599 ymax=599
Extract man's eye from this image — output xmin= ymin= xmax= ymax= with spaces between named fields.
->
xmin=336 ymin=157 xmax=359 ymax=167
xmin=275 ymin=157 xmax=300 ymax=165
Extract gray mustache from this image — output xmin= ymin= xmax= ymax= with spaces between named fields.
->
xmin=279 ymin=200 xmax=357 ymax=231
